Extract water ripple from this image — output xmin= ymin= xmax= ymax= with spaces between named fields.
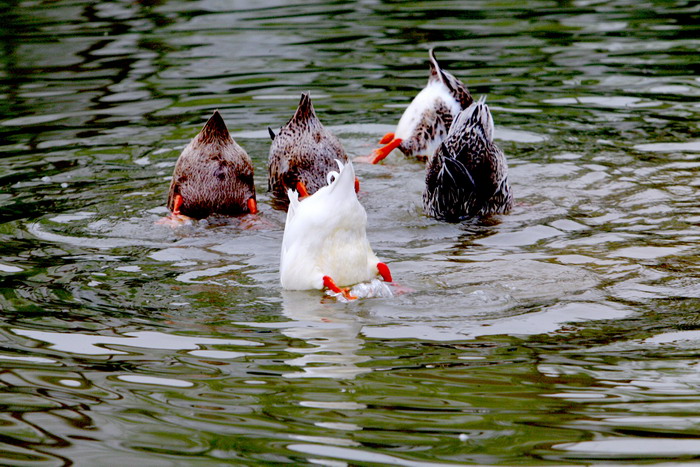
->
xmin=0 ymin=0 xmax=698 ymax=464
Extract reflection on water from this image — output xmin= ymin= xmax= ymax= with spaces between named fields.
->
xmin=0 ymin=0 xmax=699 ymax=464
xmin=13 ymin=329 xmax=261 ymax=355
xmin=278 ymin=291 xmax=371 ymax=379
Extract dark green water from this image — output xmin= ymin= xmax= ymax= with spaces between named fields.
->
xmin=1 ymin=0 xmax=699 ymax=464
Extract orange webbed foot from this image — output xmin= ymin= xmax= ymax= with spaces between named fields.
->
xmin=156 ymin=194 xmax=194 ymax=227
xmin=354 ymin=134 xmax=402 ymax=164
xmin=377 ymin=262 xmax=392 ymax=283
xmin=156 ymin=212 xmax=194 ymax=227
xmin=323 ymin=275 xmax=357 ymax=300
xmin=369 ymin=137 xmax=403 ymax=164
xmin=379 ymin=132 xmax=395 ymax=145
xmin=172 ymin=193 xmax=184 ymax=216
xmin=247 ymin=197 xmax=258 ymax=214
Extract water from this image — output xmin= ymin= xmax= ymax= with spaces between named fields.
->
xmin=1 ymin=0 xmax=699 ymax=464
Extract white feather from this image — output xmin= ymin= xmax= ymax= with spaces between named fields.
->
xmin=395 ymin=80 xmax=462 ymax=143
xmin=280 ymin=160 xmax=380 ymax=290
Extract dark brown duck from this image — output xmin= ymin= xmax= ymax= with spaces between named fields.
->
xmin=165 ymin=110 xmax=257 ymax=222
xmin=423 ymin=97 xmax=512 ymax=221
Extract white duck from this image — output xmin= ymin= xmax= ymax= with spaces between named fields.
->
xmin=363 ymin=48 xmax=472 ymax=164
xmin=280 ymin=160 xmax=392 ymax=299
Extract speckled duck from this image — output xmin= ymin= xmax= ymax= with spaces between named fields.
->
xmin=423 ymin=97 xmax=512 ymax=221
xmin=268 ymin=92 xmax=351 ymax=209
xmin=163 ymin=110 xmax=257 ymax=223
xmin=367 ymin=48 xmax=473 ymax=164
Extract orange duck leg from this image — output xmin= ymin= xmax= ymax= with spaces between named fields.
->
xmin=247 ymin=197 xmax=258 ymax=214
xmin=323 ymin=275 xmax=357 ymax=300
xmin=369 ymin=137 xmax=403 ymax=164
xmin=377 ymin=262 xmax=392 ymax=282
xmin=379 ymin=132 xmax=395 ymax=144
xmin=296 ymin=181 xmax=310 ymax=198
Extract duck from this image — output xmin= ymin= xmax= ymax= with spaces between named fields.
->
xmin=280 ymin=159 xmax=392 ymax=300
xmin=268 ymin=92 xmax=356 ymax=210
xmin=363 ymin=48 xmax=473 ymax=164
xmin=423 ymin=97 xmax=513 ymax=222
xmin=161 ymin=110 xmax=257 ymax=224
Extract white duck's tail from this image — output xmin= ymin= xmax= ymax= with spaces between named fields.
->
xmin=286 ymin=188 xmax=300 ymax=224
xmin=428 ymin=48 xmax=473 ymax=108
xmin=326 ymin=159 xmax=356 ymax=197
xmin=286 ymin=159 xmax=355 ymax=222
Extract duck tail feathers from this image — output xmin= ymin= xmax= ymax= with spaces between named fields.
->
xmin=428 ymin=48 xmax=441 ymax=83
xmin=288 ymin=91 xmax=318 ymax=126
xmin=327 ymin=159 xmax=355 ymax=196
xmin=428 ymin=49 xmax=473 ymax=108
xmin=199 ymin=110 xmax=232 ymax=144
xmin=451 ymin=96 xmax=494 ymax=143
xmin=286 ymin=188 xmax=300 ymax=222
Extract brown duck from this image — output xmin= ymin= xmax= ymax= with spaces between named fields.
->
xmin=268 ymin=92 xmax=354 ymax=209
xmin=164 ymin=110 xmax=257 ymax=223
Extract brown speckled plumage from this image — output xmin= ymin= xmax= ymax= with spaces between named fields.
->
xmin=166 ymin=110 xmax=256 ymax=219
xmin=423 ymin=98 xmax=512 ymax=221
xmin=268 ymin=92 xmax=348 ymax=209
xmin=399 ymin=100 xmax=455 ymax=161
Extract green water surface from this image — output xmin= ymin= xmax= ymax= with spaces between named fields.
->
xmin=1 ymin=0 xmax=699 ymax=465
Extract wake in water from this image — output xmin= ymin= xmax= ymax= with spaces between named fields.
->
xmin=327 ymin=278 xmax=395 ymax=302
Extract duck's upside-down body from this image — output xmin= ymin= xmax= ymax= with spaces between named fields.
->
xmin=280 ymin=160 xmax=392 ymax=299
xmin=159 ymin=110 xmax=257 ymax=226
xmin=363 ymin=48 xmax=473 ymax=164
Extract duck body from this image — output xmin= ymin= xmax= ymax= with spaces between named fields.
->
xmin=369 ymin=49 xmax=473 ymax=163
xmin=423 ymin=97 xmax=512 ymax=222
xmin=166 ymin=111 xmax=256 ymax=220
xmin=280 ymin=160 xmax=391 ymax=297
xmin=268 ymin=92 xmax=348 ymax=209
xmin=393 ymin=79 xmax=463 ymax=160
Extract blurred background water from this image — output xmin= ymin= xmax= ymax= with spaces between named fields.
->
xmin=0 ymin=0 xmax=699 ymax=464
